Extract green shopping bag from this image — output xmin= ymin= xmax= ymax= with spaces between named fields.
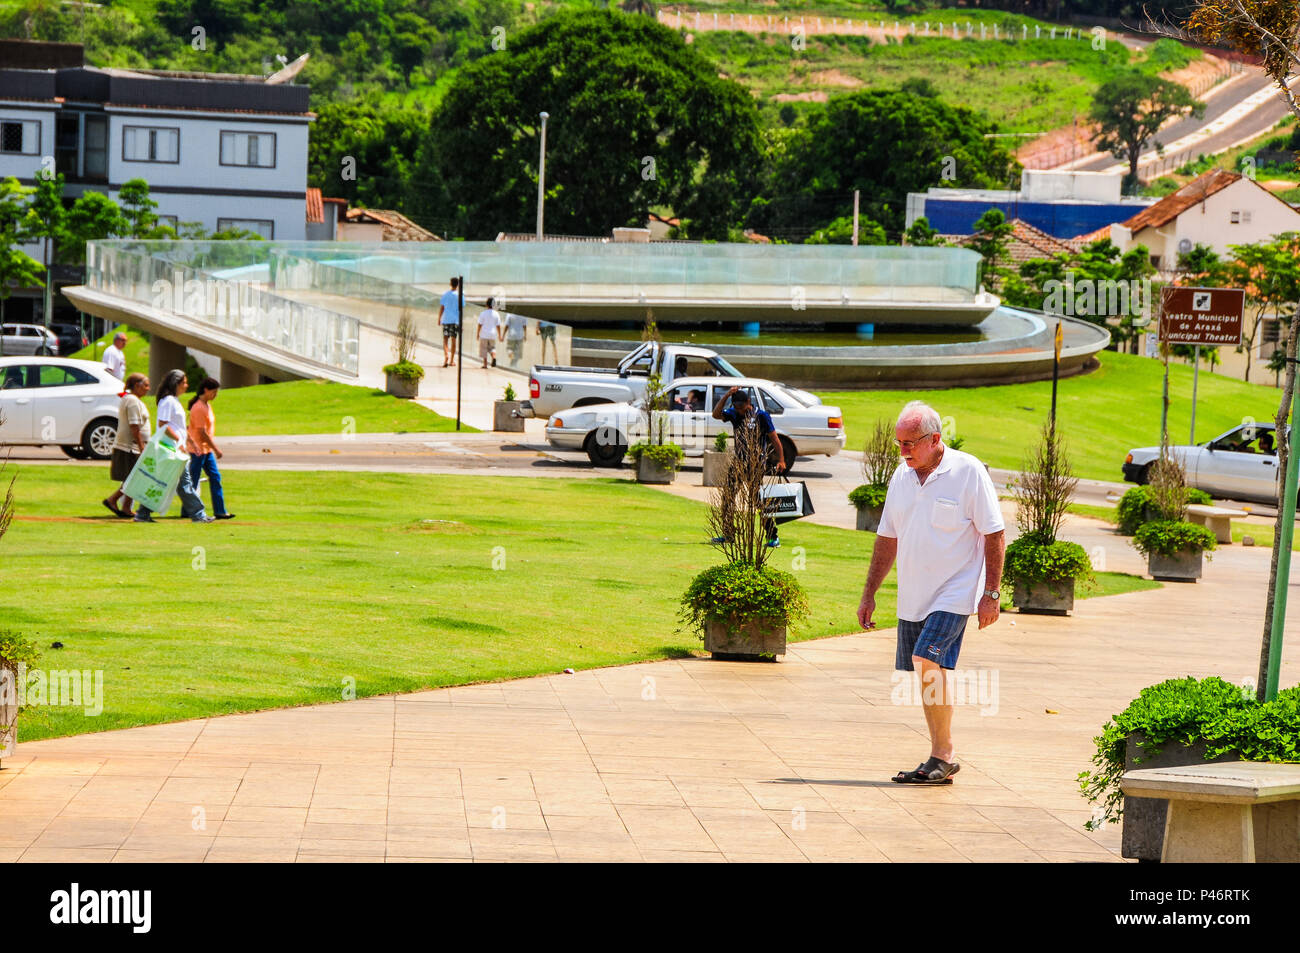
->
xmin=121 ymin=430 xmax=188 ymax=514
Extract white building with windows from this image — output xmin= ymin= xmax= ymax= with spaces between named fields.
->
xmin=0 ymin=39 xmax=312 ymax=321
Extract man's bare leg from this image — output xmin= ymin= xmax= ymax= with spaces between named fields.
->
xmin=914 ymin=655 xmax=955 ymax=763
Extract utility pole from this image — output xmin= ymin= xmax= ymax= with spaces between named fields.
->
xmin=536 ymin=112 xmax=549 ymax=241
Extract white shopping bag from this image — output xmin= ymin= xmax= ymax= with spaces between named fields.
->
xmin=121 ymin=430 xmax=188 ymax=514
xmin=761 ymin=479 xmax=815 ymax=524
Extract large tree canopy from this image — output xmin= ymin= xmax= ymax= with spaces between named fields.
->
xmin=417 ymin=10 xmax=764 ymax=240
xmin=748 ymin=89 xmax=1020 ymax=241
xmin=1090 ymin=72 xmax=1204 ymax=185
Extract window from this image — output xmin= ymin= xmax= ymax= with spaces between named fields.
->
xmin=216 ymin=218 xmax=274 ymax=239
xmin=1243 ymin=210 xmax=1253 ymax=225
xmin=219 ymin=131 xmax=276 ymax=168
xmin=34 ymin=364 xmax=96 ymax=387
xmin=156 ymin=215 xmax=178 ymax=232
xmin=82 ymin=115 xmax=107 ymax=180
xmin=667 ymin=385 xmax=707 ymax=413
xmin=122 ymin=125 xmax=179 ymax=163
xmin=759 ymin=389 xmax=784 ymax=415
xmin=711 ymin=385 xmax=756 ymax=412
xmin=0 ymin=119 xmax=39 ymax=155
xmin=1230 ymin=211 xmax=1241 ymax=224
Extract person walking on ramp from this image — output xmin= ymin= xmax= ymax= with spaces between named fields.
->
xmin=857 ymin=400 xmax=1005 ymax=784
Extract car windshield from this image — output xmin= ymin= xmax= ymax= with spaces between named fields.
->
xmin=771 ymin=383 xmax=819 ymax=408
xmin=711 ymin=356 xmax=744 ymax=378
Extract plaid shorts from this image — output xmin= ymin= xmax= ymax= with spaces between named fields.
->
xmin=895 ymin=610 xmax=969 ymax=671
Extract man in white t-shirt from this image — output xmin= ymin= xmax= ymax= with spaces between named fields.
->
xmin=857 ymin=400 xmax=1005 ymax=785
xmin=476 ymin=298 xmax=500 ymax=368
xmin=103 ymin=332 xmax=127 ymax=380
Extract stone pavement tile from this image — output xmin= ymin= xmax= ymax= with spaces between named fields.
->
xmin=0 ymin=828 xmax=40 ymax=851
xmin=153 ymin=776 xmax=243 ymax=805
xmin=470 ymin=844 xmax=560 ymax=862
xmin=741 ymin=780 xmax=835 ymax=812
xmin=669 ymin=777 xmax=763 ymax=810
xmin=117 ymin=826 xmax=214 ymax=852
xmin=896 ymin=802 xmax=1006 ymax=833
xmin=0 ymin=847 xmax=23 ymax=862
xmin=58 ymin=796 xmax=152 ymax=820
xmin=464 ymin=799 xmax=546 ymax=830
xmin=537 ymin=796 xmax=621 ymax=819
xmin=691 ymin=807 xmax=799 ymax=855
xmin=297 ymin=852 xmax=387 ymax=863
xmin=550 ymin=830 xmax=643 ymax=861
xmin=1036 ymin=850 xmax=1122 ymax=863
xmin=602 ymin=776 xmax=685 ymax=806
xmin=617 ymin=806 xmax=717 ymax=852
xmin=30 ymin=817 xmax=136 ymax=850
xmin=387 ymin=795 xmax=465 ymax=818
xmin=297 ymin=837 xmax=383 ymax=857
xmin=229 ymin=779 xmax=317 ymax=809
xmin=138 ymin=801 xmax=227 ymax=826
xmin=386 ymin=856 xmax=473 ymax=863
xmin=167 ymin=760 xmax=250 ymax=780
xmin=542 ymin=813 xmax=629 ymax=834
xmin=206 ymin=842 xmax=300 ymax=863
xmin=302 ymin=822 xmax=388 ymax=841
xmin=312 ymin=765 xmax=392 ymax=796
xmin=306 ymin=807 xmax=388 ymax=826
xmin=938 ymin=829 xmax=1047 ymax=861
xmin=113 ymin=843 xmax=213 ymax=863
xmin=386 ymin=832 xmax=473 ymax=860
xmin=19 ymin=848 xmax=117 ymax=863
xmin=95 ymin=757 xmax=182 ymax=777
xmin=388 ymin=771 xmax=463 ymax=799
xmin=640 ymin=849 xmax=728 ymax=863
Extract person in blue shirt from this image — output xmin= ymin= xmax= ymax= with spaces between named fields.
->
xmin=711 ymin=385 xmax=786 ymax=548
xmin=438 ymin=277 xmax=461 ymax=367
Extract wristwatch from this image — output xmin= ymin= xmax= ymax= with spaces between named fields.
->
xmin=984 ymin=589 xmax=1000 ymax=601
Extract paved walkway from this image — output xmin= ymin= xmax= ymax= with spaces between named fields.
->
xmin=2 ymin=488 xmax=1294 ymax=862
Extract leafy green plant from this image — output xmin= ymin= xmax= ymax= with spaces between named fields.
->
xmin=382 ymin=360 xmax=425 ymax=382
xmin=1079 ymin=676 xmax=1297 ymax=828
xmin=0 ymin=630 xmax=40 ymax=744
xmin=1132 ymin=519 xmax=1217 ymax=557
xmin=947 ymin=435 xmax=966 ymax=451
xmin=848 ymin=483 xmax=888 ymax=509
xmin=626 ymin=441 xmax=684 ymax=470
xmin=679 ymin=561 xmax=809 ymax=639
xmin=1117 ymin=485 xmax=1211 ymax=535
xmin=503 ymin=383 xmax=517 ymax=402
xmin=1002 ymin=533 xmax=1095 ymax=594
xmin=712 ymin=431 xmax=729 ymax=453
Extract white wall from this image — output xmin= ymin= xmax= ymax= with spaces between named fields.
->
xmin=1124 ymin=179 xmax=1300 ymax=266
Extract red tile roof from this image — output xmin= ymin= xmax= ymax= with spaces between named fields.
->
xmin=344 ymin=208 xmax=441 ymax=241
xmin=1119 ymin=169 xmax=1240 ymax=233
xmin=305 ymin=187 xmax=323 ymax=224
xmin=944 ymin=219 xmax=1083 ymax=264
xmin=1072 ymin=224 xmax=1112 ymax=244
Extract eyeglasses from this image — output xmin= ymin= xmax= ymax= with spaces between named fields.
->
xmin=896 ymin=433 xmax=938 ymax=451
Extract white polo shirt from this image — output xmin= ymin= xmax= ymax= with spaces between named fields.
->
xmin=876 ymin=446 xmax=1004 ymax=622
xmin=103 ymin=344 xmax=126 ymax=380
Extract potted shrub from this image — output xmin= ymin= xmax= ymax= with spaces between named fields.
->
xmin=682 ymin=437 xmax=809 ymax=659
xmin=1003 ymin=421 xmax=1094 ymax=613
xmin=1117 ymin=485 xmax=1212 ymax=535
xmin=494 ymin=382 xmax=525 ymax=433
xmin=1133 ymin=520 xmax=1216 ymax=580
xmin=1078 ymin=676 xmax=1298 ymax=861
xmin=627 ymin=372 xmax=684 ymax=484
xmin=849 ymin=419 xmax=896 ymax=532
xmin=0 ymin=630 xmax=39 ymax=768
xmin=383 ymin=308 xmax=425 ymax=398
xmin=702 ymin=431 xmax=731 ymax=487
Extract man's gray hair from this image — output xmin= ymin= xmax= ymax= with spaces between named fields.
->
xmin=897 ymin=400 xmax=942 ymax=437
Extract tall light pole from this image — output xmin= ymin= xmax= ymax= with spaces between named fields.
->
xmin=536 ymin=111 xmax=549 ymax=241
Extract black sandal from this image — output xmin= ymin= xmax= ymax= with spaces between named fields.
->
xmin=892 ymin=757 xmax=960 ymax=784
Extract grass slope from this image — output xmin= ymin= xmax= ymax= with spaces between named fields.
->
xmin=71 ymin=327 xmax=468 ymax=435
xmin=826 ymin=350 xmax=1285 ymax=483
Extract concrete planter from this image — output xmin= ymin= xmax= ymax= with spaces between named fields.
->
xmin=854 ymin=504 xmax=885 ymax=532
xmin=493 ymin=400 xmax=526 ymax=433
xmin=0 ymin=667 xmax=15 ymax=765
xmin=1011 ymin=578 xmax=1075 ymax=615
xmin=636 ymin=455 xmax=677 ymax=485
xmin=385 ymin=372 xmax=420 ymax=399
xmin=701 ymin=450 xmax=731 ymax=487
xmin=1148 ymin=547 xmax=1204 ymax=582
xmin=705 ymin=618 xmax=787 ymax=659
xmin=1122 ymin=734 xmax=1241 ymax=862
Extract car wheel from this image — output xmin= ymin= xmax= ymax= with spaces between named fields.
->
xmin=770 ymin=436 xmax=797 ymax=477
xmin=1134 ymin=464 xmax=1150 ymax=485
xmin=61 ymin=444 xmax=91 ymax=460
xmin=37 ymin=346 xmax=54 ymax=356
xmin=584 ymin=429 xmax=626 ymax=468
xmin=81 ymin=418 xmax=118 ymax=460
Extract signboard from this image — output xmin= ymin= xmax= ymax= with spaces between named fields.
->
xmin=1159 ymin=286 xmax=1245 ymax=346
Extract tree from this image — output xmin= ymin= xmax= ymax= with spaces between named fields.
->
xmin=1220 ymin=235 xmax=1300 ymax=384
xmin=752 ymin=89 xmax=1018 ymax=240
xmin=903 ymin=216 xmax=946 ymax=247
xmin=968 ymin=208 xmax=1014 ymax=291
xmin=0 ymin=178 xmax=44 ymax=342
xmin=804 ymin=215 xmax=886 ymax=245
xmin=422 ymin=10 xmax=763 ymax=240
xmin=64 ymin=192 xmax=129 ymax=265
xmin=1090 ymin=73 xmax=1205 ymax=187
xmin=308 ymin=100 xmax=427 ymax=215
xmin=117 ymin=178 xmax=172 ymax=238
xmin=1176 ymin=242 xmax=1219 ymax=277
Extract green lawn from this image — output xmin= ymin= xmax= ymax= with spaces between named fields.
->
xmin=826 ymin=350 xmax=1286 ymax=483
xmin=72 ymin=327 xmax=470 ymax=435
xmin=5 ymin=466 xmax=1156 ymax=742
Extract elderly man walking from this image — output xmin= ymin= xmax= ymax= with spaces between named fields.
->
xmin=857 ymin=400 xmax=1005 ymax=784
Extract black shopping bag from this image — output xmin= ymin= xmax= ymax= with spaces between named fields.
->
xmin=761 ymin=477 xmax=815 ymax=524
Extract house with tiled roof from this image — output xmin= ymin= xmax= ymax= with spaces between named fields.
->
xmin=338 ymin=207 xmax=442 ymax=242
xmin=304 ymin=187 xmax=347 ymax=240
xmin=1111 ymin=169 xmax=1300 ymax=270
xmin=943 ymin=218 xmax=1084 ymax=265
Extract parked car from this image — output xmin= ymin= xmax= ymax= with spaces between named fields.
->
xmin=0 ymin=357 xmax=124 ymax=460
xmin=0 ymin=324 xmax=59 ymax=356
xmin=1123 ymin=422 xmax=1283 ymax=503
xmin=49 ymin=322 xmax=90 ymax=357
xmin=545 ymin=375 xmax=845 ymax=471
xmin=523 ymin=340 xmax=744 ymax=419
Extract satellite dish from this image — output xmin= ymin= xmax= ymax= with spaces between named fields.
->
xmin=266 ymin=53 xmax=309 ymax=84
xmin=1178 ymin=238 xmax=1193 ymax=254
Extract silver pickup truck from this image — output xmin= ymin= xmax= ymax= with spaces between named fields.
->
xmin=521 ymin=341 xmax=746 ymax=419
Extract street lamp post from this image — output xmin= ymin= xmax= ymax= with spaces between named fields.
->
xmin=536 ymin=111 xmax=549 ymax=241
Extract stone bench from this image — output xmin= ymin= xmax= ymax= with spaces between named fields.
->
xmin=1121 ymin=761 xmax=1300 ymax=862
xmin=1186 ymin=503 xmax=1248 ymax=544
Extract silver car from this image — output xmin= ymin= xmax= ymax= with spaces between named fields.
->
xmin=1123 ymin=422 xmax=1283 ymax=503
xmin=545 ymin=375 xmax=846 ymax=471
xmin=0 ymin=324 xmax=59 ymax=356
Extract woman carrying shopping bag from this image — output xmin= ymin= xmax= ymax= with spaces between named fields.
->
xmin=186 ymin=377 xmax=233 ymax=520
xmin=133 ymin=369 xmax=214 ymax=524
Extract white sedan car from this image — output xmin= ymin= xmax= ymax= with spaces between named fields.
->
xmin=0 ymin=357 xmax=125 ymax=460
xmin=1123 ymin=422 xmax=1283 ymax=503
xmin=545 ymin=376 xmax=845 ymax=471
